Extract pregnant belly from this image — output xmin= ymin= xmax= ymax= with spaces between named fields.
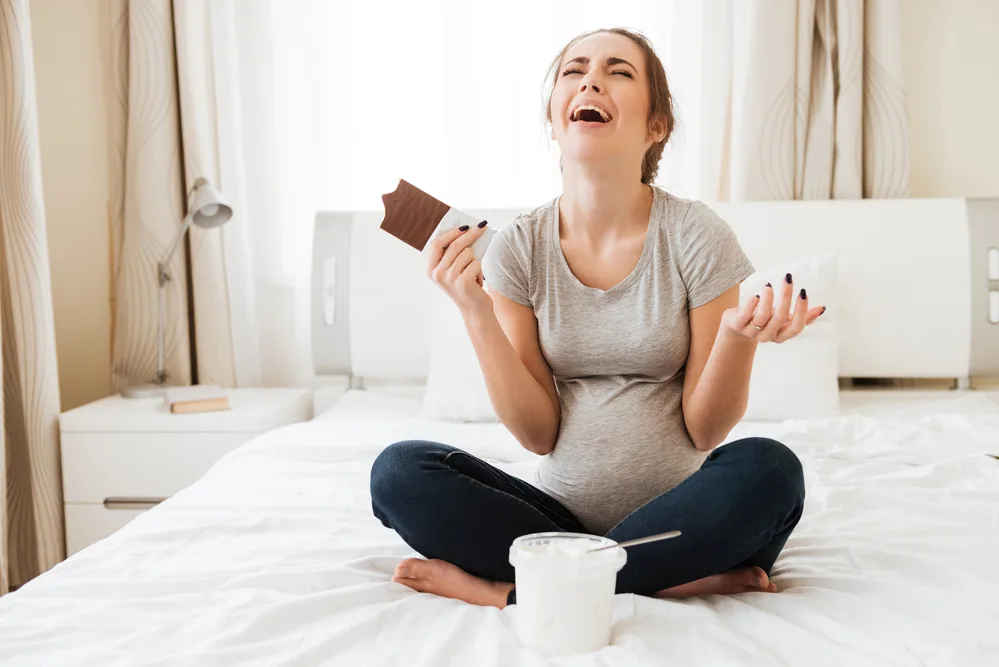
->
xmin=538 ymin=378 xmax=707 ymax=534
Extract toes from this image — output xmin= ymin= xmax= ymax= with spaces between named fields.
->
xmin=394 ymin=558 xmax=454 ymax=585
xmin=395 ymin=557 xmax=433 ymax=581
xmin=393 ymin=558 xmax=438 ymax=593
xmin=393 ymin=576 xmax=431 ymax=593
xmin=745 ymin=567 xmax=778 ymax=593
xmin=394 ymin=560 xmax=415 ymax=579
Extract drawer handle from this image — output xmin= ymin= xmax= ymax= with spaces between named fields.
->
xmin=103 ymin=497 xmax=164 ymax=510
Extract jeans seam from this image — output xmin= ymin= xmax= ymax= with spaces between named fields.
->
xmin=441 ymin=451 xmax=584 ymax=533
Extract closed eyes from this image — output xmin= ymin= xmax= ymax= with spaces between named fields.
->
xmin=560 ymin=68 xmax=634 ymax=79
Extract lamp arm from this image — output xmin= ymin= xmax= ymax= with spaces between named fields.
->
xmin=153 ymin=211 xmax=193 ymax=384
xmin=158 ymin=213 xmax=194 ymax=285
xmin=143 ymin=178 xmax=215 ymax=389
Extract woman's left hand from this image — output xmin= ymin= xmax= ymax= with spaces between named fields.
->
xmin=721 ymin=273 xmax=826 ymax=343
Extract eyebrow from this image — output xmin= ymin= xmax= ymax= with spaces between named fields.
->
xmin=564 ymin=56 xmax=638 ymax=71
xmin=607 ymin=57 xmax=637 ymax=70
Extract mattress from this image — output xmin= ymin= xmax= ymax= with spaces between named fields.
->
xmin=2 ymin=389 xmax=999 ymax=666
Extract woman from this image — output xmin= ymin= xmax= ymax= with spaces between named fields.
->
xmin=369 ymin=28 xmax=824 ymax=609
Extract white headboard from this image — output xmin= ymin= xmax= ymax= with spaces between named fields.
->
xmin=312 ymin=198 xmax=999 ymax=383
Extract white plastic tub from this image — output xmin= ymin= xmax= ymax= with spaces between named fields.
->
xmin=509 ymin=532 xmax=627 ymax=656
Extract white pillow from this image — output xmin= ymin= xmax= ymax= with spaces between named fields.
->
xmin=420 ymin=287 xmax=499 ymax=422
xmin=739 ymin=253 xmax=840 ymax=421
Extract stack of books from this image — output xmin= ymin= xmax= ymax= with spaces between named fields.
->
xmin=163 ymin=385 xmax=229 ymax=414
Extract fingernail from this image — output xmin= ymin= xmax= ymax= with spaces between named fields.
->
xmin=821 ymin=306 xmax=827 ymax=315
xmin=457 ymin=225 xmax=470 ymax=232
xmin=765 ymin=282 xmax=772 ymax=288
xmin=785 ymin=273 xmax=793 ymax=284
xmin=799 ymin=288 xmax=807 ymax=300
xmin=755 ymin=294 xmax=760 ymax=299
xmin=477 ymin=220 xmax=488 ymax=228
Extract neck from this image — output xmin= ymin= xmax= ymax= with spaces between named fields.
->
xmin=559 ymin=161 xmax=651 ymax=240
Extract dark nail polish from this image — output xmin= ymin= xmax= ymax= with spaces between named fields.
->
xmin=755 ymin=294 xmax=760 ymax=299
xmin=458 ymin=225 xmax=470 ymax=232
xmin=800 ymin=288 xmax=807 ymax=300
xmin=821 ymin=306 xmax=827 ymax=315
xmin=477 ymin=220 xmax=488 ymax=228
xmin=765 ymin=282 xmax=772 ymax=288
xmin=785 ymin=273 xmax=793 ymax=284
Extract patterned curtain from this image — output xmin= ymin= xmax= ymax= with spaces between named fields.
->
xmin=0 ymin=0 xmax=65 ymax=590
xmin=108 ymin=0 xmax=192 ymax=390
xmin=108 ymin=0 xmax=236 ymax=391
xmin=700 ymin=0 xmax=910 ymax=200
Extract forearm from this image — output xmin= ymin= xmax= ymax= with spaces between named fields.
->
xmin=463 ymin=310 xmax=559 ymax=455
xmin=684 ymin=326 xmax=758 ymax=451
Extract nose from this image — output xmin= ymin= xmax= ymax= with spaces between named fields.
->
xmin=579 ymin=71 xmax=602 ymax=94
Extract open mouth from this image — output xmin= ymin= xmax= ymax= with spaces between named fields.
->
xmin=571 ymin=105 xmax=611 ymax=123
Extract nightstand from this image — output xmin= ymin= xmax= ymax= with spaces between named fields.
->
xmin=59 ymin=388 xmax=313 ymax=555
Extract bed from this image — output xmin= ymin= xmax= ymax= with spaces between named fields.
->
xmin=2 ymin=386 xmax=998 ymax=665
xmin=3 ymin=198 xmax=999 ymax=665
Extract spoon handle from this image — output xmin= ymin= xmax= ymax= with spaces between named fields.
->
xmin=592 ymin=530 xmax=682 ymax=552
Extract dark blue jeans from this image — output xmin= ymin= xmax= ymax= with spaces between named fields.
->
xmin=370 ymin=437 xmax=804 ymax=597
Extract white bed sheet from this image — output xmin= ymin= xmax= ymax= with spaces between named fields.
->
xmin=3 ymin=390 xmax=999 ymax=666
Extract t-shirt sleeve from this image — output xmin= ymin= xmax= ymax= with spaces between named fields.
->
xmin=481 ymin=218 xmax=533 ymax=307
xmin=678 ymin=201 xmax=755 ymax=309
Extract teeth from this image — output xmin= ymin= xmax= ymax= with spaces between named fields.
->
xmin=572 ymin=105 xmax=610 ymax=122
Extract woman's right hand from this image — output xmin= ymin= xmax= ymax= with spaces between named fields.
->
xmin=426 ymin=223 xmax=492 ymax=317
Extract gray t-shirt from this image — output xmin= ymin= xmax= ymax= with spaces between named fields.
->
xmin=481 ymin=187 xmax=754 ymax=533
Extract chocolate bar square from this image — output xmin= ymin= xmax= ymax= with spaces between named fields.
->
xmin=379 ymin=179 xmax=453 ymax=251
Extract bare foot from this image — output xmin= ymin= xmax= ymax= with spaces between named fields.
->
xmin=654 ymin=566 xmax=777 ymax=598
xmin=393 ymin=558 xmax=514 ymax=609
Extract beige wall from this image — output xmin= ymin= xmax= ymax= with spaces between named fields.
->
xmin=901 ymin=0 xmax=999 ymax=198
xmin=30 ymin=0 xmax=112 ymax=410
xmin=900 ymin=0 xmax=999 ymax=389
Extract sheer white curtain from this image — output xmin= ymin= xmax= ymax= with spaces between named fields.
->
xmin=222 ymin=1 xmax=703 ymax=386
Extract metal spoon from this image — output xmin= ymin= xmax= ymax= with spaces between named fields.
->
xmin=589 ymin=530 xmax=682 ymax=553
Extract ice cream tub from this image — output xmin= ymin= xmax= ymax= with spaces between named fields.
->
xmin=509 ymin=532 xmax=627 ymax=656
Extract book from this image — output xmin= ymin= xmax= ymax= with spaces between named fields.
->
xmin=163 ymin=385 xmax=230 ymax=414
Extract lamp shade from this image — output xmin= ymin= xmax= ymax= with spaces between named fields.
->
xmin=189 ymin=177 xmax=232 ymax=228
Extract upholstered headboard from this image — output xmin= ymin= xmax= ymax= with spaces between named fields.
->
xmin=312 ymin=198 xmax=999 ymax=384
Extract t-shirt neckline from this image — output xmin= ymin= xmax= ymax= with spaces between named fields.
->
xmin=551 ymin=187 xmax=662 ymax=298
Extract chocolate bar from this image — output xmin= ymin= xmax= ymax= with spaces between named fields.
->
xmin=379 ymin=179 xmax=495 ymax=261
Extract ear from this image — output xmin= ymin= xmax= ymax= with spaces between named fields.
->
xmin=648 ymin=115 xmax=669 ymax=143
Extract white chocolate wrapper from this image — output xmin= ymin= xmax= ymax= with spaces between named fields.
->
xmin=426 ymin=208 xmax=496 ymax=263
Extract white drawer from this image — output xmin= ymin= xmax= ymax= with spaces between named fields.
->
xmin=64 ymin=502 xmax=147 ymax=556
xmin=61 ymin=431 xmax=253 ymax=503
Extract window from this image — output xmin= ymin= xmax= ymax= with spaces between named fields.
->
xmin=262 ymin=0 xmax=702 ymax=273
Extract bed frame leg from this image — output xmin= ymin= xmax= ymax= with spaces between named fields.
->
xmin=954 ymin=376 xmax=973 ymax=391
